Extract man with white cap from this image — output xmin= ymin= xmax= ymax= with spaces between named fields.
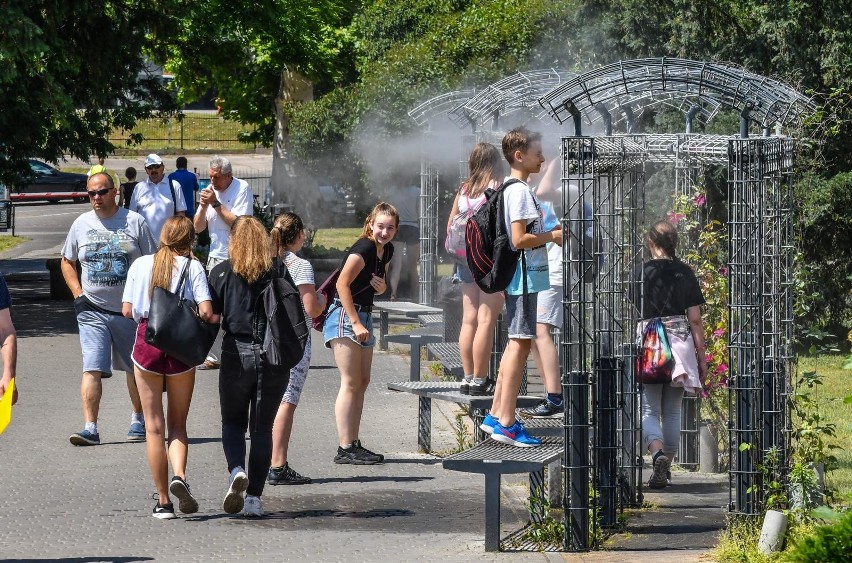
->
xmin=129 ymin=154 xmax=187 ymax=244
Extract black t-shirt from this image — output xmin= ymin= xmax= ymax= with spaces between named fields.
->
xmin=208 ymin=259 xmax=274 ymax=341
xmin=634 ymin=259 xmax=705 ymax=320
xmin=343 ymin=238 xmax=393 ymax=307
xmin=121 ymin=181 xmax=136 ymax=209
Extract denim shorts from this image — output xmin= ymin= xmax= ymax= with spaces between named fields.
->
xmin=77 ymin=309 xmax=136 ymax=377
xmin=505 ymin=292 xmax=538 ymax=340
xmin=456 ymin=260 xmax=474 ymax=284
xmin=131 ymin=319 xmax=193 ymax=376
xmin=323 ymin=302 xmax=375 ymax=348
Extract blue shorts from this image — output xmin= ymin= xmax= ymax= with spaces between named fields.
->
xmin=323 ymin=303 xmax=375 ymax=348
xmin=77 ymin=309 xmax=136 ymax=377
xmin=456 ymin=260 xmax=474 ymax=284
xmin=505 ymin=292 xmax=538 ymax=340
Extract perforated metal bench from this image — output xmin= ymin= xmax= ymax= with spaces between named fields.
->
xmin=418 ymin=313 xmax=443 ymax=326
xmin=426 ymin=342 xmax=464 ymax=377
xmin=383 ymin=326 xmax=444 ymax=382
xmin=387 ymin=382 xmax=543 ymax=452
xmin=443 ymin=437 xmax=564 ymax=552
xmin=374 ymin=301 xmax=442 ymax=350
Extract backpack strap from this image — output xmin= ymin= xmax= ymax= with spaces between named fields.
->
xmin=167 ymin=178 xmax=178 ymax=216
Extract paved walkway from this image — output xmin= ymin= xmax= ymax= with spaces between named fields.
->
xmin=0 ymin=277 xmax=727 ymax=561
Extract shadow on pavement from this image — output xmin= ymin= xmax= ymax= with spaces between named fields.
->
xmin=2 ymin=559 xmax=153 ymax=563
xmin=309 ymin=475 xmax=434 ymax=485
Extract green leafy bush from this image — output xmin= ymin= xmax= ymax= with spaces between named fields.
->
xmin=783 ymin=510 xmax=852 ymax=562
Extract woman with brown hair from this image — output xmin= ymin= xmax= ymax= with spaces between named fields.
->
xmin=447 ymin=142 xmax=506 ymax=396
xmin=267 ymin=212 xmax=326 ymax=485
xmin=637 ymin=220 xmax=708 ymax=488
xmin=208 ymin=216 xmax=290 ymax=517
xmin=324 ymin=202 xmax=398 ymax=464
xmin=122 ymin=215 xmax=216 ymax=519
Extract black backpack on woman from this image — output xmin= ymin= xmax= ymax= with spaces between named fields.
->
xmin=258 ymin=259 xmax=309 ymax=370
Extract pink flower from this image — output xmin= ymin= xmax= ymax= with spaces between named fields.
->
xmin=713 ymin=328 xmax=725 ymax=338
xmin=666 ymin=212 xmax=685 ymax=224
xmin=693 ymin=194 xmax=706 ymax=207
xmin=704 ymin=354 xmax=714 ymax=363
xmin=719 ymin=267 xmax=729 ymax=276
xmin=716 ymin=364 xmax=728 ymax=374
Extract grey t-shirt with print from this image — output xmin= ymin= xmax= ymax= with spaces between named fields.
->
xmin=61 ymin=208 xmax=156 ymax=312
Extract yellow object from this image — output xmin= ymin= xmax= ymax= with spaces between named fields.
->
xmin=0 ymin=378 xmax=14 ymax=435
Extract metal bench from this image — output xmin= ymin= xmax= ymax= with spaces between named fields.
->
xmin=427 ymin=342 xmax=464 ymax=377
xmin=373 ymin=300 xmax=443 ymax=350
xmin=443 ymin=437 xmax=563 ymax=552
xmin=418 ymin=313 xmax=443 ymax=326
xmin=387 ymin=382 xmax=543 ymax=452
xmin=383 ymin=326 xmax=444 ymax=382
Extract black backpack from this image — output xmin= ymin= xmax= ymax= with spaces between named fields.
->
xmin=258 ymin=258 xmax=309 ymax=370
xmin=465 ymin=178 xmax=524 ymax=294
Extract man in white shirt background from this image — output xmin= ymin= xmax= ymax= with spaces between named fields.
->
xmin=193 ymin=155 xmax=253 ymax=369
xmin=130 ymin=154 xmax=187 ymax=244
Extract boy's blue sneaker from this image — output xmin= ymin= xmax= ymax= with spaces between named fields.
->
xmin=491 ymin=420 xmax=541 ymax=448
xmin=127 ymin=421 xmax=146 ymax=442
xmin=69 ymin=429 xmax=100 ymax=446
xmin=479 ymin=413 xmax=498 ymax=433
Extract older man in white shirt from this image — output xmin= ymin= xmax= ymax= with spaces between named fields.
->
xmin=193 ymin=155 xmax=253 ymax=369
xmin=130 ymin=154 xmax=187 ymax=244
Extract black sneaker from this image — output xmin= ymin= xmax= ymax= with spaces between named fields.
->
xmin=468 ymin=378 xmax=495 ymax=396
xmin=267 ymin=463 xmax=312 ymax=485
xmin=519 ymin=399 xmax=564 ymax=419
xmin=168 ymin=476 xmax=199 ymax=514
xmin=648 ymin=451 xmax=670 ymax=489
xmin=334 ymin=442 xmax=382 ymax=465
xmin=152 ymin=501 xmax=176 ymax=520
xmin=353 ymin=440 xmax=384 ymax=463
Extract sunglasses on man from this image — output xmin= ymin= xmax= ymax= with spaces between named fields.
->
xmin=87 ymin=188 xmax=113 ymax=198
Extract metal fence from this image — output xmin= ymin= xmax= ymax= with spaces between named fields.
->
xmin=109 ymin=113 xmax=256 ymax=152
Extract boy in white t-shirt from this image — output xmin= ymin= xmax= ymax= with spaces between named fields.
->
xmin=487 ymin=128 xmax=562 ymax=447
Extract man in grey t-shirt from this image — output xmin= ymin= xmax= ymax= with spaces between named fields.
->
xmin=61 ymin=173 xmax=156 ymax=446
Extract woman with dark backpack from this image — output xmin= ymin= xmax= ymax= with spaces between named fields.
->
xmin=637 ymin=220 xmax=708 ymax=489
xmin=208 ymin=216 xmax=294 ymax=518
xmin=446 ymin=143 xmax=506 ymax=395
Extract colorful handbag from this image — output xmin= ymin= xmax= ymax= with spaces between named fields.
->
xmin=636 ymin=317 xmax=675 ymax=384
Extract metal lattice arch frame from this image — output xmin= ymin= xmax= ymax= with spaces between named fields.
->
xmin=406 ymin=59 xmax=816 ymax=552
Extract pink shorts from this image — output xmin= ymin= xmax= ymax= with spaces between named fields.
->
xmin=131 ymin=319 xmax=193 ymax=376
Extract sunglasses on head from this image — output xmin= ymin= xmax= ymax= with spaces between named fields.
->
xmin=87 ymin=188 xmax=112 ymax=197
xmin=146 ymin=164 xmax=163 ymax=170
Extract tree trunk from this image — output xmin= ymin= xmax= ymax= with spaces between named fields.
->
xmin=271 ymin=67 xmax=318 ymax=222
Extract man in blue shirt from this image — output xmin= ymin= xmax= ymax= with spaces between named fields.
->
xmin=168 ymin=156 xmax=200 ymax=219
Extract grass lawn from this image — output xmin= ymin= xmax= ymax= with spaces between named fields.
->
xmin=109 ymin=114 xmax=256 ymax=152
xmin=800 ymin=354 xmax=852 ymax=505
xmin=0 ymin=236 xmax=27 ymax=254
xmin=311 ymin=227 xmax=362 ymax=255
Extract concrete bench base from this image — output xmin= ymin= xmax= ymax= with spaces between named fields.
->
xmin=443 ymin=437 xmax=563 ymax=552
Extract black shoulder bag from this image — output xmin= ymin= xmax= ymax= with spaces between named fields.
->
xmin=145 ymin=259 xmax=219 ymax=367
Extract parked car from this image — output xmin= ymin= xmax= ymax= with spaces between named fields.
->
xmin=9 ymin=160 xmax=88 ymax=203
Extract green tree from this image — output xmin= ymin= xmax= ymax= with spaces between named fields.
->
xmin=0 ymin=0 xmax=171 ymax=187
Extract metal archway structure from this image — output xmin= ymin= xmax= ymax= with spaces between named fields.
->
xmin=407 ymin=57 xmax=817 ymax=552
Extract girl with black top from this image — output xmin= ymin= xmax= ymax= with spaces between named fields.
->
xmin=638 ymin=220 xmax=708 ymax=489
xmin=208 ymin=216 xmax=290 ymax=518
xmin=324 ymin=202 xmax=398 ymax=464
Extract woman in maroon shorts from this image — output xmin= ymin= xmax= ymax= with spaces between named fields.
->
xmin=122 ymin=216 xmax=219 ymax=519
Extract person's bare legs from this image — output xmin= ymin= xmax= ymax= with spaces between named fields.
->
xmin=165 ymin=369 xmax=195 ymax=480
xmin=459 ymin=283 xmax=481 ymax=376
xmin=81 ymin=371 xmax=103 ymax=423
xmin=135 ymin=368 xmax=169 ymax=502
xmin=332 ymin=339 xmax=373 ymax=445
xmin=271 ymin=402 xmax=297 ymax=467
xmin=126 ymin=371 xmax=143 ymax=415
xmin=529 ymin=323 xmax=561 ymax=394
xmin=472 ymin=292 xmax=504 ymax=379
xmin=493 ymin=338 xmax=532 ymax=427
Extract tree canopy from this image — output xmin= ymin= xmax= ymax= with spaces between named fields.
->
xmin=0 ymin=0 xmax=171 ymax=186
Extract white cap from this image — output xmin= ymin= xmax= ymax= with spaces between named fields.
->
xmin=144 ymin=154 xmax=163 ymax=168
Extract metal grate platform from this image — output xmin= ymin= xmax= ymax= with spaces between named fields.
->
xmin=427 ymin=342 xmax=464 ymax=376
xmin=419 ymin=314 xmax=443 ymax=326
xmin=521 ymin=417 xmax=563 ymax=437
xmin=444 ymin=436 xmax=563 ymax=473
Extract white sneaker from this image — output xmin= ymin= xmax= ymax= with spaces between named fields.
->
xmin=243 ymin=495 xmax=263 ymax=518
xmin=223 ymin=466 xmax=248 ymax=514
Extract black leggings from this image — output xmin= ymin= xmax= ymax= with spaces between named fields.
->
xmin=219 ymin=337 xmax=290 ymax=497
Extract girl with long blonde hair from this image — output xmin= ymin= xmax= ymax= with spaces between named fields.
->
xmin=446 ymin=143 xmax=506 ymax=395
xmin=324 ymin=202 xmax=398 ymax=464
xmin=122 ymin=215 xmax=216 ymax=519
